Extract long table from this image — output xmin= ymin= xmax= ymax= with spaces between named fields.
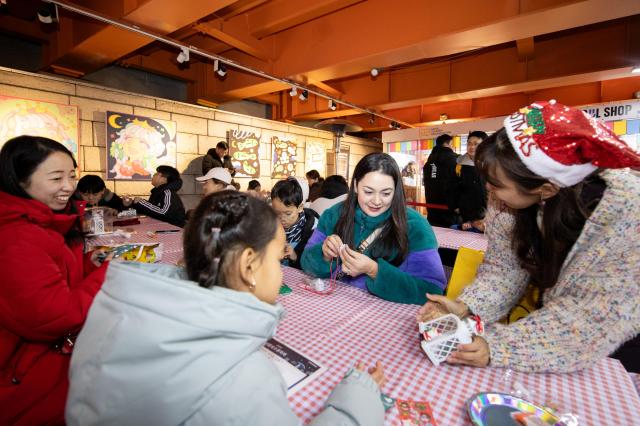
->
xmin=432 ymin=226 xmax=488 ymax=252
xmin=278 ymin=267 xmax=640 ymax=425
xmin=87 ymin=219 xmax=640 ymax=424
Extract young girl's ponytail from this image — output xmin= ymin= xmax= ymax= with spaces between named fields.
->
xmin=184 ymin=190 xmax=278 ymax=289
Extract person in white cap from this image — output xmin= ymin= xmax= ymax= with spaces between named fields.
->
xmin=418 ymin=100 xmax=640 ymax=373
xmin=196 ymin=167 xmax=234 ymax=196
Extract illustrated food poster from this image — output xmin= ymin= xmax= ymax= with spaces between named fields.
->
xmin=305 ymin=139 xmax=326 ymax=177
xmin=106 ymin=111 xmax=177 ymax=180
xmin=271 ymin=136 xmax=297 ymax=179
xmin=0 ymin=95 xmax=79 ymax=158
xmin=229 ymin=129 xmax=260 ymax=178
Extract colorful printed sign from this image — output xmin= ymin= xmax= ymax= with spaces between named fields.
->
xmin=271 ymin=136 xmax=297 ymax=179
xmin=0 ymin=95 xmax=79 ymax=158
xmin=106 ymin=111 xmax=177 ymax=180
xmin=229 ymin=129 xmax=260 ymax=178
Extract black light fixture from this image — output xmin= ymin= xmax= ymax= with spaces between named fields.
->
xmin=37 ymin=1 xmax=58 ymax=24
xmin=176 ymin=47 xmax=189 ymax=64
xmin=439 ymin=113 xmax=448 ymax=121
xmin=368 ymin=114 xmax=375 ymax=124
xmin=388 ymin=121 xmax=401 ymax=130
xmin=328 ymin=99 xmax=337 ymax=111
xmin=216 ymin=62 xmax=227 ymax=77
xmin=299 ymin=90 xmax=308 ymax=101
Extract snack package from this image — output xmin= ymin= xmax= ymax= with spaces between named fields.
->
xmin=95 ymin=243 xmax=163 ymax=263
xmin=396 ymin=399 xmax=438 ymax=426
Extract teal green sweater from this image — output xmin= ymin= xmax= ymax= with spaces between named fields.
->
xmin=301 ymin=203 xmax=446 ymax=305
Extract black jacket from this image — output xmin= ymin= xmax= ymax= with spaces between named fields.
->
xmin=423 ymin=145 xmax=458 ymax=205
xmin=202 ymin=150 xmax=223 ymax=175
xmin=72 ymin=189 xmax=125 ymax=212
xmin=290 ymin=208 xmax=319 ymax=270
xmin=134 ymin=179 xmax=186 ymax=227
xmin=450 ymin=153 xmax=486 ymax=222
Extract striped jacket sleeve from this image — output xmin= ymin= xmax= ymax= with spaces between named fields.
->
xmin=134 ymin=189 xmax=173 ymax=217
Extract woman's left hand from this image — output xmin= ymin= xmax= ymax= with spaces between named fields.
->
xmin=447 ymin=336 xmax=490 ymax=367
xmin=340 ymin=246 xmax=377 ymax=278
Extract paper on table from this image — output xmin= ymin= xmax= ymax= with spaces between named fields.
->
xmin=261 ymin=337 xmax=326 ymax=396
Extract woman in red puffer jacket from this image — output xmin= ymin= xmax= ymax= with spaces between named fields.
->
xmin=0 ymin=136 xmax=110 ymax=425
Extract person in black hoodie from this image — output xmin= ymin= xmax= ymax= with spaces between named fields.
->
xmin=449 ymin=131 xmax=488 ymax=229
xmin=271 ymin=177 xmax=319 ymax=269
xmin=423 ymin=134 xmax=458 ymax=227
xmin=124 ymin=165 xmax=186 ymax=227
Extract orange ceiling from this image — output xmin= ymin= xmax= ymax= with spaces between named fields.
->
xmin=2 ymin=0 xmax=640 ymax=130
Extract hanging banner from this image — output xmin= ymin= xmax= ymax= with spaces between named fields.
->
xmin=229 ymin=129 xmax=260 ymax=178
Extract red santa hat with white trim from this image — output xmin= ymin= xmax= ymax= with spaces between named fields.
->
xmin=503 ymin=100 xmax=640 ymax=187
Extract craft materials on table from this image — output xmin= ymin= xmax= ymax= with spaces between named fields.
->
xmin=278 ymin=266 xmax=640 ymax=425
xmin=418 ymin=314 xmax=484 ymax=366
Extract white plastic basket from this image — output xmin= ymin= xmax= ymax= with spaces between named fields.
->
xmin=418 ymin=314 xmax=483 ymax=366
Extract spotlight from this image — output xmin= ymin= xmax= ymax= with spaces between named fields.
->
xmin=176 ymin=47 xmax=189 ymax=64
xmin=299 ymin=90 xmax=308 ymax=101
xmin=368 ymin=115 xmax=375 ymax=124
xmin=328 ymin=99 xmax=337 ymax=111
xmin=37 ymin=2 xmax=58 ymax=24
xmin=439 ymin=113 xmax=448 ymax=121
xmin=388 ymin=121 xmax=401 ymax=130
xmin=213 ymin=59 xmax=227 ymax=76
xmin=370 ymin=67 xmax=380 ymax=77
xmin=632 ymin=66 xmax=640 ymax=74
xmin=289 ymin=86 xmax=297 ymax=97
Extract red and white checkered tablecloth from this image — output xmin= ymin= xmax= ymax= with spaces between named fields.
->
xmin=86 ymin=217 xmax=183 ymax=265
xmin=279 ymin=267 xmax=640 ymax=425
xmin=432 ymin=226 xmax=488 ymax=252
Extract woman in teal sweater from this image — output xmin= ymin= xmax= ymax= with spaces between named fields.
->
xmin=301 ymin=153 xmax=446 ymax=305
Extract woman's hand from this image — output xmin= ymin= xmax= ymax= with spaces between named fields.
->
xmin=284 ymin=244 xmax=297 ymax=261
xmin=447 ymin=336 xmax=490 ymax=367
xmin=416 ymin=294 xmax=469 ymax=322
xmin=90 ymin=249 xmax=114 ymax=267
xmin=322 ymin=234 xmax=343 ymax=261
xmin=355 ymin=360 xmax=386 ymax=388
xmin=340 ymin=246 xmax=377 ymax=278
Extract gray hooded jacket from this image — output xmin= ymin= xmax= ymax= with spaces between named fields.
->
xmin=66 ymin=262 xmax=384 ymax=426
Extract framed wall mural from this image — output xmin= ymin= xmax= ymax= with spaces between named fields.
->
xmin=0 ymin=95 xmax=79 ymax=158
xmin=106 ymin=111 xmax=177 ymax=180
xmin=229 ymin=129 xmax=260 ymax=177
xmin=305 ymin=139 xmax=326 ymax=177
xmin=271 ymin=136 xmax=297 ymax=179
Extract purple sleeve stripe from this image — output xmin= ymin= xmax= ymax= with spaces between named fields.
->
xmin=398 ymin=248 xmax=447 ymax=289
xmin=305 ymin=229 xmax=327 ymax=248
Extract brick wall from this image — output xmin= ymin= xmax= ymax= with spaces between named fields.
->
xmin=0 ymin=67 xmax=381 ymax=209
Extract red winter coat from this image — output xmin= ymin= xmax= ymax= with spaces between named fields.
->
xmin=0 ymin=191 xmax=108 ymax=425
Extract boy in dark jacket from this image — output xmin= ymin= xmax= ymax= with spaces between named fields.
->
xmin=202 ymin=142 xmax=228 ymax=175
xmin=124 ymin=166 xmax=186 ymax=227
xmin=74 ymin=174 xmax=125 ymax=211
xmin=271 ymin=177 xmax=319 ymax=269
xmin=423 ymin=134 xmax=458 ymax=227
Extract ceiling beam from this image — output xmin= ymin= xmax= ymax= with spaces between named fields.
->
xmin=194 ymin=22 xmax=270 ymax=61
xmin=516 ymin=37 xmax=535 ymax=62
xmin=248 ymin=0 xmax=365 ymax=39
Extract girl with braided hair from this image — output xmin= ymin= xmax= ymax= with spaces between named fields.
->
xmin=66 ymin=191 xmax=387 ymax=425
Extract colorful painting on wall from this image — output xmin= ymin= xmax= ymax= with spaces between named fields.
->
xmin=0 ymin=95 xmax=79 ymax=157
xmin=229 ymin=129 xmax=260 ymax=177
xmin=106 ymin=111 xmax=177 ymax=180
xmin=271 ymin=136 xmax=297 ymax=179
xmin=305 ymin=139 xmax=326 ymax=177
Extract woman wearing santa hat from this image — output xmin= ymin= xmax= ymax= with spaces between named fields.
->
xmin=417 ymin=100 xmax=640 ymax=373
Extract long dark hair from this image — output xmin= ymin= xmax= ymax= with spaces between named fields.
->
xmin=183 ymin=190 xmax=279 ymax=289
xmin=0 ymin=135 xmax=77 ymax=198
xmin=0 ymin=136 xmax=83 ymax=243
xmin=335 ymin=152 xmax=408 ymax=265
xmin=475 ymin=128 xmax=605 ymax=291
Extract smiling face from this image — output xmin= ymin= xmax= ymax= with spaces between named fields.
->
xmin=251 ymin=225 xmax=286 ymax=305
xmin=486 ymin=163 xmax=541 ymax=210
xmin=22 ymin=151 xmax=77 ymax=211
xmin=355 ymin=171 xmax=395 ymax=217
